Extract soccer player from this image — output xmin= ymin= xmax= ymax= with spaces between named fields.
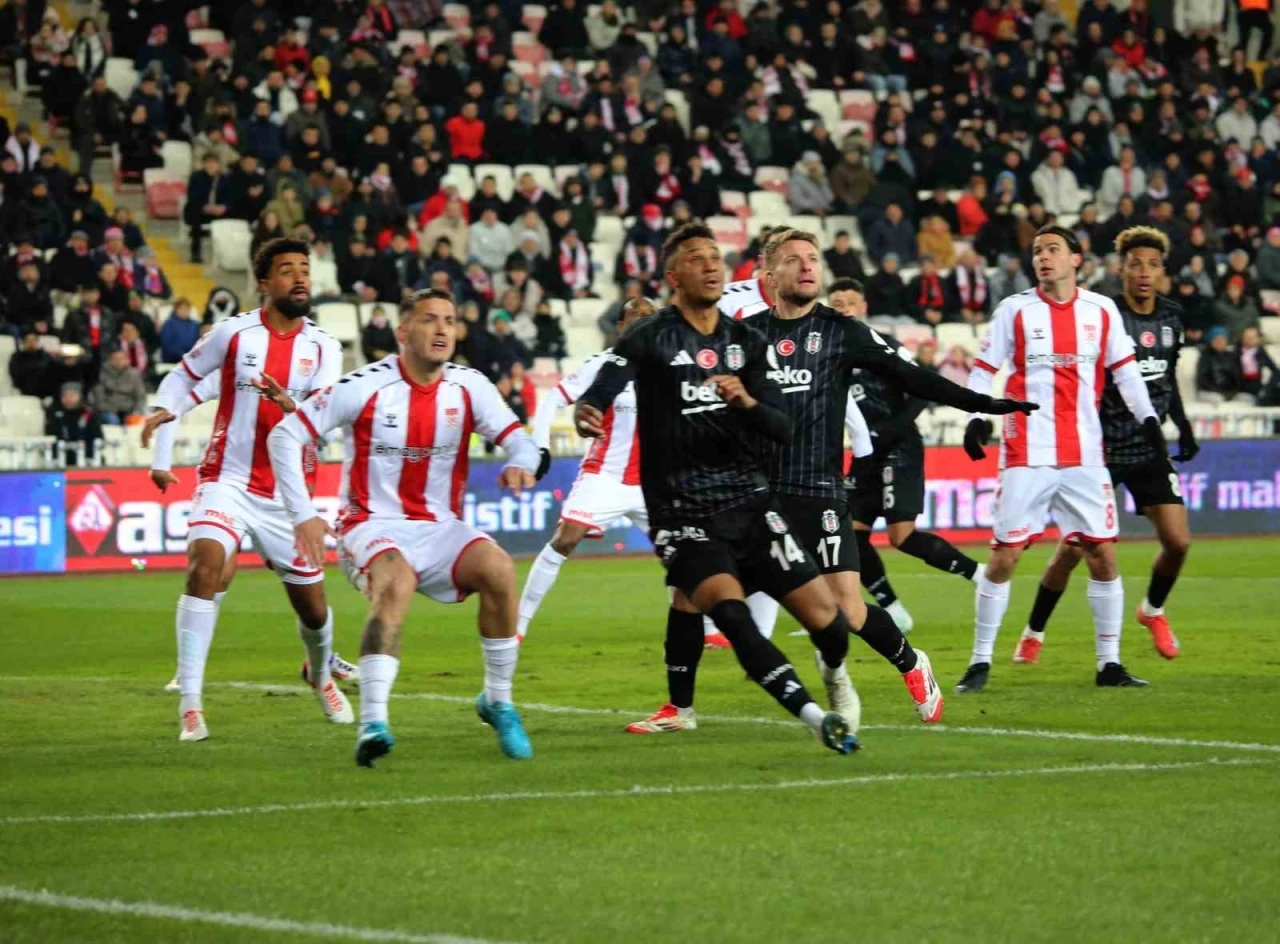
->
xmin=267 ymin=288 xmax=541 ymax=767
xmin=143 ymin=238 xmax=353 ymax=742
xmin=516 ymin=296 xmax=657 ymax=641
xmin=573 ymin=222 xmax=858 ymax=752
xmin=151 ymin=371 xmax=359 ymax=692
xmin=829 ymin=277 xmax=983 ymax=634
xmin=956 ymin=225 xmax=1166 ymax=693
xmin=1012 ymin=226 xmax=1197 ymax=666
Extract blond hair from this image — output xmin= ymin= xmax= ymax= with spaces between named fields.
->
xmin=1115 ymin=225 xmax=1171 ymax=260
xmin=763 ymin=228 xmax=820 ymax=270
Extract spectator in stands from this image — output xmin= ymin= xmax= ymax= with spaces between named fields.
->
xmin=865 ymin=202 xmax=916 ymax=266
xmin=266 ymin=181 xmax=305 ymax=236
xmin=62 ymin=173 xmax=107 ymax=245
xmin=134 ymin=246 xmax=170 ymax=300
xmin=1216 ymin=275 xmax=1262 ymax=342
xmin=917 ymin=215 xmax=957 ymax=270
xmin=422 ymin=197 xmax=470 ymax=261
xmin=789 ymin=152 xmax=835 ymax=217
xmin=1236 ymin=326 xmax=1277 ymax=405
xmin=955 ymin=176 xmax=990 ymax=238
xmin=1197 ymin=328 xmax=1241 ymax=404
xmin=308 ymin=239 xmax=341 ymax=302
xmin=907 ymin=255 xmax=954 ymax=326
xmin=117 ymin=103 xmax=163 ymax=183
xmin=445 ymin=100 xmax=486 ymax=164
xmin=361 ymin=305 xmax=397 ymax=364
xmin=70 ymin=17 xmax=106 ymax=81
xmin=117 ymin=319 xmax=149 ymax=380
xmin=26 ymin=176 xmax=66 ymax=249
xmin=158 ymin=299 xmax=199 ymax=364
xmin=250 ymin=209 xmax=285 ymax=262
xmin=938 ymin=345 xmax=974 ymax=387
xmin=184 ymin=152 xmax=231 ymax=264
xmin=489 ymin=310 xmax=532 ymax=377
xmin=1258 ymin=227 xmax=1280 ymax=291
xmin=45 ymin=50 xmax=86 ymax=130
xmin=824 ymin=231 xmax=866 ymax=282
xmin=96 ymin=261 xmax=130 ymax=315
xmin=533 ymin=300 xmax=567 ymax=363
xmin=245 ymin=98 xmax=286 ymax=166
xmin=374 ymin=230 xmax=421 ymax=302
xmin=504 ymin=259 xmax=545 ymax=320
xmin=952 ymin=250 xmax=990 ymax=325
xmin=9 ymin=260 xmax=53 ymax=335
xmin=1031 ymin=149 xmax=1087 ymax=216
xmin=50 ymin=229 xmax=96 ymax=294
xmin=1175 ymin=276 xmax=1217 ymax=345
xmin=554 ymin=228 xmax=593 ymax=300
xmin=470 ymin=206 xmax=514 ymax=275
xmin=989 ymin=253 xmax=1032 ymax=302
xmin=73 ymin=74 xmax=122 ymax=174
xmin=865 ymin=253 xmax=909 ymax=317
xmin=110 ymin=207 xmax=144 ymax=250
xmin=500 ymin=361 xmax=537 ymax=424
xmin=1098 ymin=145 xmax=1146 ymax=216
xmin=45 ymin=382 xmax=102 ymax=466
xmin=9 ymin=331 xmax=56 ymax=399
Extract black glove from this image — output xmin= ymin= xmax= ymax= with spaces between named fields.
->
xmin=535 ymin=447 xmax=552 ymax=481
xmin=986 ymin=397 xmax=1040 ymax=415
xmin=1172 ymin=426 xmax=1199 ymax=463
xmin=1141 ymin=417 xmax=1168 ymax=458
xmin=963 ymin=418 xmax=993 ymax=461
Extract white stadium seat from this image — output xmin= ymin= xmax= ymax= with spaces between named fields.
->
xmin=514 ymin=163 xmax=557 ymax=195
xmin=210 ymin=219 xmax=251 ymax=272
xmin=314 ymin=302 xmax=361 ymax=346
xmin=474 ymin=164 xmax=515 ymax=200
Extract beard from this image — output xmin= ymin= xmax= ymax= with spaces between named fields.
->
xmin=275 ymin=293 xmax=311 ymax=319
xmin=781 ymin=285 xmax=820 ymax=306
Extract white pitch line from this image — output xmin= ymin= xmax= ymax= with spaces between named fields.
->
xmin=0 ymin=758 xmax=1267 ymax=827
xmin=0 ymin=884 xmax=517 ymax=944
xmin=7 ymin=675 xmax=1280 ymax=755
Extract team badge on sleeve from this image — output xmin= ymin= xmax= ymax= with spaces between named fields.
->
xmin=764 ymin=510 xmax=789 ymax=534
xmin=725 ymin=344 xmax=744 ymax=371
xmin=805 ymin=332 xmax=823 ymax=354
xmin=821 ymin=509 xmax=839 ymax=533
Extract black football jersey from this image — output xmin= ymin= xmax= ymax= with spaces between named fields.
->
xmin=1101 ymin=295 xmax=1183 ymax=466
xmin=577 ymin=307 xmax=790 ymax=522
xmin=849 ymin=328 xmax=925 ymax=452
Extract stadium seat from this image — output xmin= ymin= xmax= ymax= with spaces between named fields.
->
xmin=894 ymin=324 xmax=934 ymax=352
xmin=566 ymin=324 xmax=601 ymax=358
xmin=522 ymin=4 xmax=548 ymax=32
xmin=162 ymin=141 xmax=193 ymax=179
xmin=143 ymin=168 xmax=186 ymax=220
xmin=1262 ymin=294 xmax=1280 ymax=318
xmin=210 ymin=219 xmax=252 ymax=272
xmin=0 ymin=337 xmax=14 ymax=396
xmin=553 ymin=164 xmax=580 ymax=190
xmin=442 ymin=163 xmax=476 ymax=200
xmin=753 ymin=166 xmax=789 ymax=195
xmin=747 ymin=191 xmax=789 ymax=222
xmin=474 ymin=164 xmax=515 ymax=200
xmin=513 ymin=31 xmax=545 ymax=63
xmin=708 ymin=214 xmax=747 ymax=253
xmin=935 ymin=322 xmax=978 ymax=354
xmin=788 ymin=215 xmax=824 ymax=235
xmin=807 ymin=89 xmax=841 ymax=134
xmin=510 ymin=60 xmax=537 ymax=86
xmin=189 ymin=28 xmax=230 ymax=60
xmin=391 ymin=29 xmax=426 ymax=55
xmin=663 ymin=89 xmax=690 ymax=132
xmin=1261 ymin=314 xmax=1280 ymax=342
xmin=593 ymin=215 xmax=625 ymax=252
xmin=442 ymin=3 xmax=470 ymax=28
xmin=834 ymin=119 xmax=871 ymax=146
xmin=186 ymin=6 xmax=210 ymax=29
xmin=569 ymin=297 xmax=610 ymax=326
xmin=515 ymin=164 xmax=557 ymax=195
xmin=314 ymin=302 xmax=361 ymax=346
xmin=0 ymin=396 xmax=46 ymax=437
xmin=839 ymin=90 xmax=877 ymax=123
xmin=104 ymin=58 xmax=137 ymax=101
xmin=720 ymin=190 xmax=748 ymax=218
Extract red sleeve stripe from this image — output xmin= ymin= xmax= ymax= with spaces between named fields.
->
xmin=1108 ymin=354 xmax=1136 ymax=370
xmin=974 ymin=359 xmax=999 ymax=374
xmin=555 ymin=382 xmax=573 ymax=404
xmin=494 ymin=420 xmax=522 ymax=445
xmin=298 ymin=412 xmax=320 ymax=441
xmin=189 ymin=391 xmax=203 ymax=406
xmin=180 ymin=359 xmax=203 ymax=381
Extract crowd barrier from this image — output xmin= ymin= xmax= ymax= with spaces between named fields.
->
xmin=2 ymin=441 xmax=1279 ymax=576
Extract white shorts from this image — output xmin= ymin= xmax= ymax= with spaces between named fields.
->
xmin=338 ymin=517 xmax=494 ymax=604
xmin=187 ymin=480 xmax=324 ymax=585
xmin=559 ymin=473 xmax=649 ymax=537
xmin=992 ymin=465 xmax=1118 ymax=548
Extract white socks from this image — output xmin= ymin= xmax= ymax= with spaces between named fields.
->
xmin=1088 ymin=578 xmax=1124 ymax=670
xmin=299 ymin=607 xmax=334 ymax=688
xmin=517 ymin=544 xmax=567 ymax=640
xmin=1139 ymin=597 xmax=1162 ymax=618
xmin=972 ymin=574 xmax=1011 ymax=665
xmin=482 ymin=636 xmax=520 ymax=704
xmin=358 ymin=654 xmax=399 ymax=725
xmin=176 ymin=594 xmax=218 ymax=715
xmin=747 ymin=592 xmax=779 ymax=640
xmin=799 ymin=701 xmax=826 ymax=733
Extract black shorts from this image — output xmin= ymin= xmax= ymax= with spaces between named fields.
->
xmin=777 ymin=495 xmax=859 ymax=575
xmin=1108 ymin=456 xmax=1184 ymax=513
xmin=846 ymin=443 xmax=926 ymax=525
xmin=651 ymin=496 xmax=822 ymax=601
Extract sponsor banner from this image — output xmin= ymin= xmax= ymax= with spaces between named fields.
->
xmin=4 ymin=440 xmax=1280 ymax=575
xmin=0 ymin=472 xmax=66 ymax=574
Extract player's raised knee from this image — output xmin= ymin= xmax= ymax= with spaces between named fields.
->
xmin=184 ymin=542 xmax=225 ymax=598
xmin=469 ymin=542 xmax=517 ymax=595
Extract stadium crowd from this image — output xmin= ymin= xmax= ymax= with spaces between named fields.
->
xmin=4 ymin=0 xmax=1280 ymax=447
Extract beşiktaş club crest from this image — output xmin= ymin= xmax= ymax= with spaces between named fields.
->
xmin=764 ymin=511 xmax=788 ymax=534
xmin=805 ymin=331 xmax=822 ymax=354
xmin=821 ymin=509 xmax=839 ymax=533
xmin=1161 ymin=325 xmax=1175 ymax=347
xmin=725 ymin=344 xmax=744 ymax=371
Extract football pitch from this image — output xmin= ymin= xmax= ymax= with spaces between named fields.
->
xmin=2 ymin=539 xmax=1279 ymax=943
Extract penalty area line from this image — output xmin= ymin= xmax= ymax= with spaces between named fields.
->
xmin=0 ymin=884 xmax=518 ymax=944
xmin=1 ymin=758 xmax=1269 ymax=827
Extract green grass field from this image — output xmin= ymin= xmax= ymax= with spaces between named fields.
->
xmin=2 ymin=539 xmax=1279 ymax=944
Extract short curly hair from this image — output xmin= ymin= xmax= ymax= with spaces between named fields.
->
xmin=1114 ymin=225 xmax=1171 ymax=260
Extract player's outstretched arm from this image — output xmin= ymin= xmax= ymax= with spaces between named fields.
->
xmin=147 ymin=370 xmax=223 ymax=489
xmin=577 ymin=349 xmax=637 ymax=437
xmin=1102 ymin=302 xmax=1165 ymax=456
xmin=1166 ymin=379 xmax=1198 ymax=462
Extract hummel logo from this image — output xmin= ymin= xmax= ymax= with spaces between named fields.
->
xmin=669 ymin=350 xmax=695 ymax=366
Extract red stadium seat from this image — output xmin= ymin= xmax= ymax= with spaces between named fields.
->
xmin=839 ymin=90 xmax=878 ymax=124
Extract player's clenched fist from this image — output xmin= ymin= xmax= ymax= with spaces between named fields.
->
xmin=574 ymin=402 xmax=605 ymax=438
xmin=708 ymin=374 xmax=757 ymax=410
xmin=499 ymin=465 xmax=536 ymax=495
xmin=963 ymin=418 xmax=994 ymax=461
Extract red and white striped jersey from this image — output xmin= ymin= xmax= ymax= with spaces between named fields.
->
xmin=553 ymin=350 xmax=640 ymax=485
xmin=278 ymin=356 xmax=538 ymax=530
xmin=717 ymin=277 xmax=773 ymax=321
xmin=971 ymin=287 xmax=1138 ymax=469
xmin=155 ymin=309 xmax=341 ymax=498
